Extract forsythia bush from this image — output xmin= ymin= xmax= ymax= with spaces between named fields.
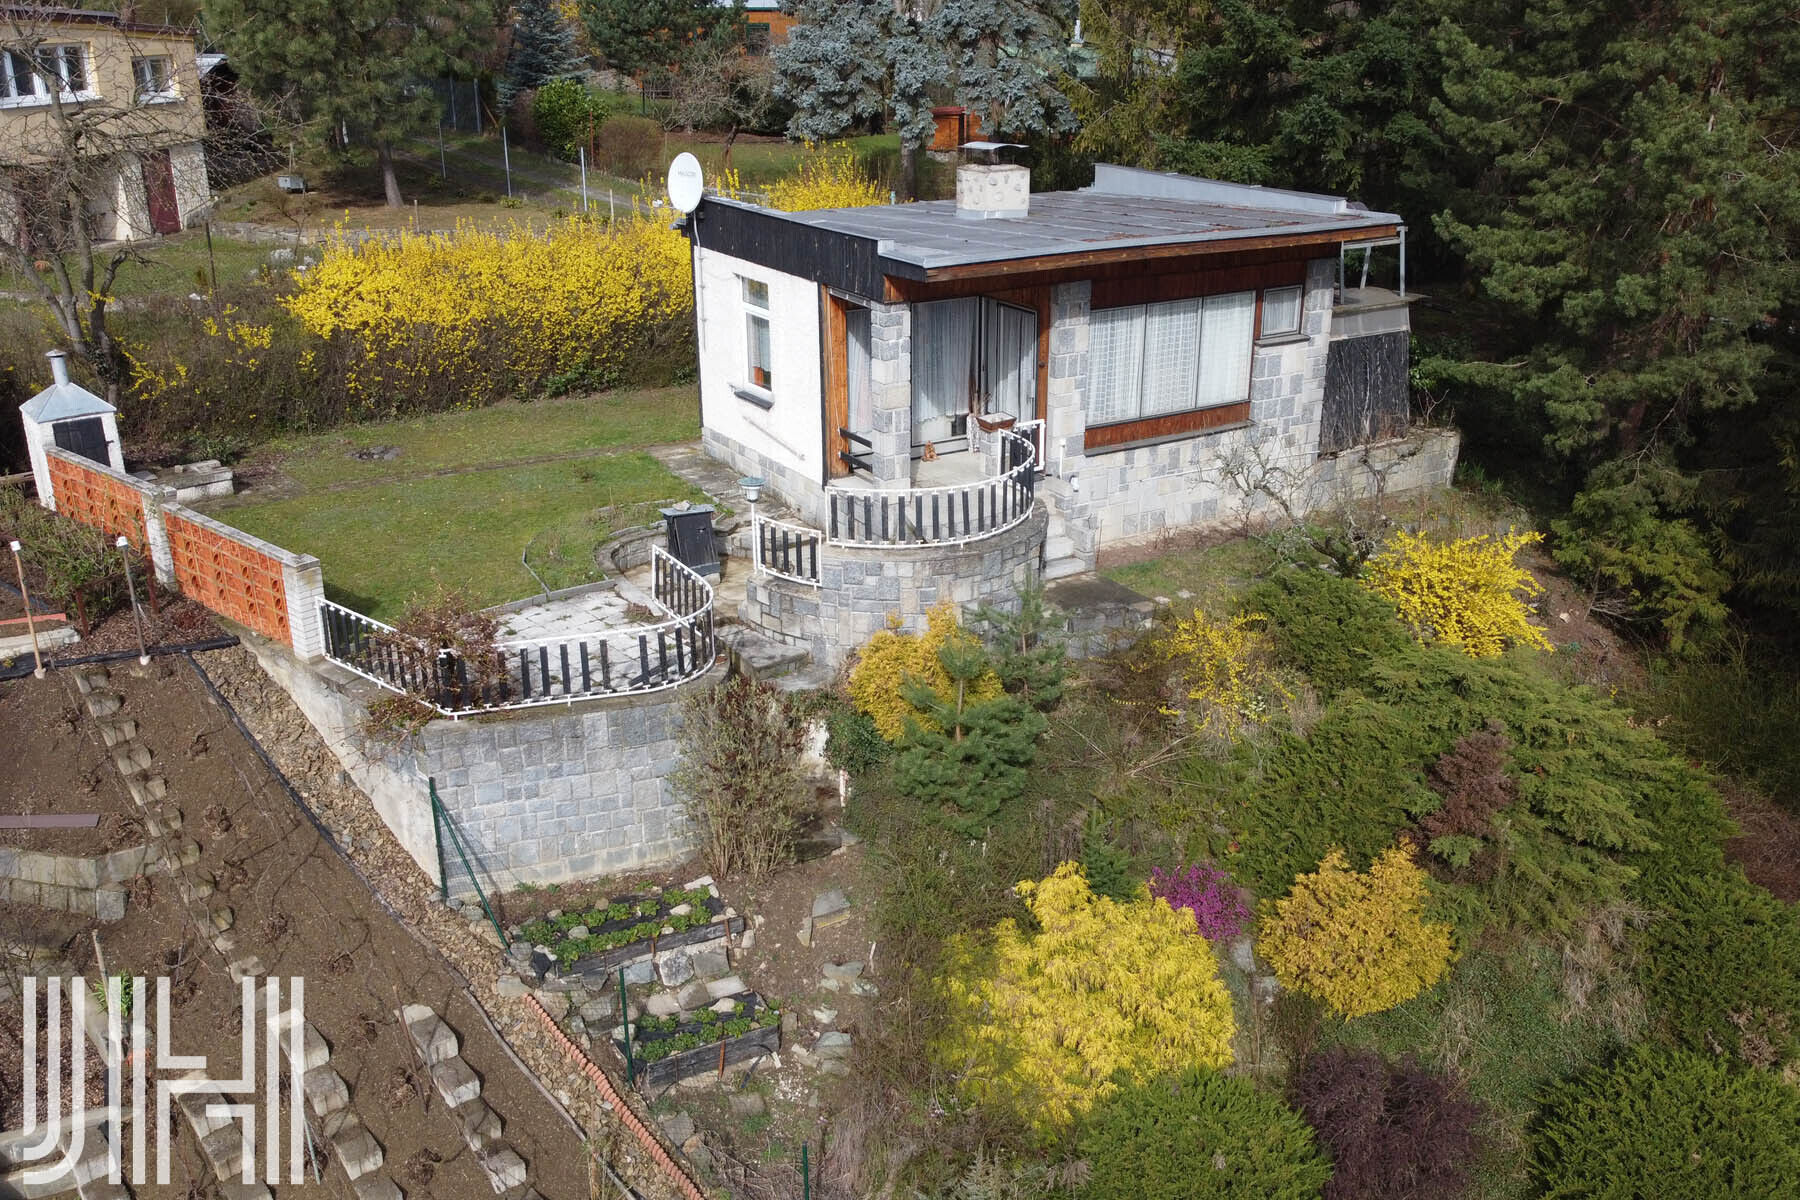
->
xmin=847 ymin=602 xmax=1003 ymax=741
xmin=934 ymin=863 xmax=1237 ymax=1140
xmin=717 ymin=144 xmax=885 ymax=212
xmin=1259 ymin=846 xmax=1453 ymax=1018
xmin=284 ymin=215 xmax=692 ymax=408
xmin=1362 ymin=529 xmax=1553 ymax=657
xmin=1152 ymin=610 xmax=1287 ymax=740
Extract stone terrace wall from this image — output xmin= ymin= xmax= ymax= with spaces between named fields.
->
xmin=743 ymin=505 xmax=1048 ymax=669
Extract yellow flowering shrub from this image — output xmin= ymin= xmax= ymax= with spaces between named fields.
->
xmin=1362 ymin=529 xmax=1553 ymax=657
xmin=1151 ymin=610 xmax=1288 ymax=740
xmin=283 ymin=215 xmax=692 ymax=409
xmin=934 ymin=863 xmax=1237 ymax=1140
xmin=716 ymin=144 xmax=885 ymax=213
xmin=846 ymin=601 xmax=1002 ymax=741
xmin=1259 ymin=845 xmax=1454 ymax=1018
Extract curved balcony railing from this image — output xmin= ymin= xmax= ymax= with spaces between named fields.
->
xmin=753 ymin=514 xmax=822 ymax=587
xmin=825 ymin=428 xmax=1037 ymax=549
xmin=319 ymin=547 xmax=717 ymax=717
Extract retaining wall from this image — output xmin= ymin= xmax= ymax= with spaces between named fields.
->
xmin=0 ymin=844 xmax=148 ymax=920
xmin=742 ymin=504 xmax=1048 ymax=670
xmin=240 ymin=632 xmax=705 ymax=897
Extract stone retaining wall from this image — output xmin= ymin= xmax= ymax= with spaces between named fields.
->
xmin=741 ymin=505 xmax=1048 ymax=670
xmin=240 ymin=631 xmax=706 ymax=898
xmin=0 ymin=844 xmax=149 ymax=921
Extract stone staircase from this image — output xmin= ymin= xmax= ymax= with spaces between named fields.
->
xmin=1038 ymin=481 xmax=1086 ymax=582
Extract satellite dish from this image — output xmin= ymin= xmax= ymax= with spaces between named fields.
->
xmin=667 ymin=152 xmax=704 ymax=214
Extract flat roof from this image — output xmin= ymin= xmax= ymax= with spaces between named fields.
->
xmin=703 ymin=164 xmax=1402 ymax=275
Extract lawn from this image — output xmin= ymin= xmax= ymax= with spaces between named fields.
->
xmin=221 ymin=452 xmax=709 ymax=620
xmin=245 ymin=386 xmax=701 ymax=491
xmin=0 ymin=229 xmax=275 ymax=299
xmin=208 ymin=386 xmax=708 ymax=619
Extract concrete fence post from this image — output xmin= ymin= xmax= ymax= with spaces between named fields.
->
xmin=140 ymin=485 xmax=177 ymax=586
xmin=283 ymin=554 xmax=326 ymax=661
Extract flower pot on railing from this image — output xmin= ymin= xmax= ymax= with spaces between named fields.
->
xmin=974 ymin=413 xmax=1017 ymax=434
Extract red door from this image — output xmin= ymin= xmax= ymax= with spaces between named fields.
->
xmin=142 ymin=150 xmax=180 ymax=235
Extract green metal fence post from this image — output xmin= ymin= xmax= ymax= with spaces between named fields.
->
xmin=618 ymin=967 xmax=634 ymax=1083
xmin=429 ymin=778 xmax=448 ymax=904
xmin=802 ymin=1141 xmax=810 ymax=1200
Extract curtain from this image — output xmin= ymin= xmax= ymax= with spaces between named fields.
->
xmin=846 ymin=306 xmax=872 ymax=434
xmin=913 ymin=298 xmax=977 ymax=439
xmin=1197 ymin=291 xmax=1256 ymax=408
xmin=1087 ymin=305 xmax=1144 ymax=425
xmin=982 ymin=301 xmax=1037 ymax=420
xmin=1140 ymin=299 xmax=1202 ymax=415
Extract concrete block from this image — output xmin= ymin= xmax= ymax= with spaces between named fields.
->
xmin=397 ymin=1005 xmax=459 ymax=1065
xmin=478 ymin=1146 xmax=527 ymax=1193
xmin=458 ymin=1098 xmax=504 ymax=1153
xmin=304 ymin=1066 xmax=350 ymax=1117
xmin=329 ymin=1121 xmax=384 ymax=1181
xmin=349 ymin=1177 xmax=402 ymax=1200
xmin=428 ymin=1055 xmax=482 ymax=1108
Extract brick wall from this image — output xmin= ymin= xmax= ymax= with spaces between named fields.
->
xmin=162 ymin=508 xmax=292 ymax=645
xmin=46 ymin=452 xmax=150 ymax=549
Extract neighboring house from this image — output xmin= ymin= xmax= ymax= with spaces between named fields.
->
xmin=737 ymin=0 xmax=795 ymax=55
xmin=688 ymin=162 xmax=1457 ymax=667
xmin=0 ymin=6 xmax=209 ymax=246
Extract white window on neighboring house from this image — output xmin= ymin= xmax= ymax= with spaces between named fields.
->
xmin=132 ymin=55 xmax=175 ymax=102
xmin=1261 ymin=285 xmax=1303 ymax=338
xmin=1 ymin=44 xmax=89 ymax=104
xmin=742 ymin=277 xmax=773 ymax=391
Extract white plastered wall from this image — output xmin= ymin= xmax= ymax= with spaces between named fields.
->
xmin=693 ymin=242 xmax=825 ymax=503
xmin=169 ymin=140 xmax=210 ymax=227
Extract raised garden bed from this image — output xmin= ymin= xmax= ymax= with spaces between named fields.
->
xmin=615 ymin=992 xmax=782 ymax=1090
xmin=519 ymin=886 xmax=719 ymax=967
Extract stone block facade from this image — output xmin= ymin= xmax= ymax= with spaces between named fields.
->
xmin=743 ymin=506 xmax=1048 ymax=668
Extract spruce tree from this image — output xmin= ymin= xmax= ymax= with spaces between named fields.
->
xmin=500 ymin=0 xmax=584 ymax=108
xmin=577 ymin=0 xmax=712 ymax=77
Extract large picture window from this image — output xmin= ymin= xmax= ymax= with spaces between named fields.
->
xmin=1086 ymin=291 xmax=1256 ymax=430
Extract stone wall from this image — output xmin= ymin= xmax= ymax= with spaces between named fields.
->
xmin=742 ymin=505 xmax=1048 ymax=669
xmin=0 ymin=845 xmax=145 ymax=920
xmin=240 ymin=632 xmax=706 ymax=898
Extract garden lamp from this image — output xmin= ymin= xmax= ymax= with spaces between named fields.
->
xmin=740 ymin=476 xmax=764 ymax=570
xmin=9 ymin=539 xmax=44 ymax=678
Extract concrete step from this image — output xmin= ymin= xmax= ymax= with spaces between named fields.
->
xmin=718 ymin=626 xmax=811 ymax=681
xmin=1044 ymin=556 xmax=1087 ymax=581
xmin=1044 ymin=534 xmax=1076 ymax=561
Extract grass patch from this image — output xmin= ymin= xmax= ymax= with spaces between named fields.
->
xmin=1101 ymin=537 xmax=1277 ymax=613
xmin=221 ymin=451 xmax=708 ymax=619
xmin=249 ymin=387 xmax=700 ymax=491
xmin=0 ymin=231 xmax=276 ymax=299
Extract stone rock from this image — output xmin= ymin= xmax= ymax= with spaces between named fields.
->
xmin=739 ymin=929 xmax=756 ymax=951
xmin=683 ymin=875 xmax=715 ymax=892
xmin=547 ymin=909 xmax=563 ymax=921
xmin=818 ymin=1059 xmax=850 ymax=1077
xmin=689 ymin=949 xmax=729 ymax=981
xmin=399 ymin=1005 xmax=459 ymax=1065
xmin=668 ymin=903 xmax=693 ymax=917
xmin=473 ymin=922 xmax=505 ymax=949
xmin=538 ymin=991 xmax=570 ymax=1021
xmin=477 ymin=1146 xmax=528 ymax=1192
xmin=458 ymin=903 xmax=483 ymax=923
xmin=676 ymin=983 xmax=710 ymax=1012
xmin=811 ymin=1007 xmax=838 ymax=1026
xmin=686 ymin=1144 xmax=715 ymax=1172
xmin=815 ymin=1031 xmax=852 ymax=1058
xmin=822 ymin=961 xmax=864 ymax=982
xmin=849 ymin=979 xmax=879 ymax=998
xmin=659 ymin=1112 xmax=696 ymax=1146
xmin=1230 ymin=937 xmax=1257 ymax=975
xmin=329 ymin=1121 xmax=384 ymax=1180
xmin=796 ymin=919 xmax=813 ymax=948
xmin=623 ymin=960 xmax=656 ymax=986
xmin=729 ymin=1092 xmax=766 ymax=1117
xmin=578 ymin=996 xmax=616 ymax=1023
xmin=496 ymin=976 xmax=528 ymax=999
xmin=645 ymin=992 xmax=682 ymax=1018
xmin=566 ymin=924 xmax=590 ymax=941
xmin=658 ymin=953 xmax=695 ymax=987
xmin=711 ymin=997 xmax=740 ymax=1015
xmin=351 ymin=1177 xmax=402 ymax=1200
xmin=705 ymin=974 xmax=746 ymax=1000
xmin=459 ymin=1100 xmax=503 ymax=1152
xmin=811 ymin=889 xmax=851 ymax=926
xmin=781 ymin=1011 xmax=797 ymax=1035
xmin=303 ymin=1066 xmax=350 ymax=1117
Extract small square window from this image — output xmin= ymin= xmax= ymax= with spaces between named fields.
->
xmin=742 ymin=278 xmax=769 ymax=309
xmin=133 ymin=56 xmax=173 ymax=101
xmin=1262 ymin=285 xmax=1302 ymax=337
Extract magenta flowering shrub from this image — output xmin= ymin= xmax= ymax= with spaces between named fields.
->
xmin=1150 ymin=863 xmax=1252 ymax=942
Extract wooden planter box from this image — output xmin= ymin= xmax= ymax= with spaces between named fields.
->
xmin=617 ymin=990 xmax=780 ymax=1088
xmin=565 ymin=913 xmax=745 ymax=984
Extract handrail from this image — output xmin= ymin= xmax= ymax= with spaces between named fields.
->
xmin=825 ymin=428 xmax=1037 ymax=548
xmin=753 ymin=513 xmax=821 ymax=586
xmin=318 ymin=546 xmax=717 ymax=717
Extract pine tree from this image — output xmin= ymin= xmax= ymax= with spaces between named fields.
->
xmin=206 ymin=0 xmax=503 ymax=208
xmin=577 ymin=0 xmax=713 ymax=77
xmin=501 ymin=0 xmax=584 ymax=108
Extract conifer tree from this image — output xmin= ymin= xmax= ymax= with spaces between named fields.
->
xmin=577 ymin=0 xmax=713 ymax=77
xmin=500 ymin=0 xmax=584 ymax=108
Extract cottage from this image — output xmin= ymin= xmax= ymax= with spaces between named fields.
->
xmin=686 ymin=162 xmax=1456 ymax=666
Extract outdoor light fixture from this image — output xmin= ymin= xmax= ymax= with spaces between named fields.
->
xmin=739 ymin=476 xmax=764 ymax=504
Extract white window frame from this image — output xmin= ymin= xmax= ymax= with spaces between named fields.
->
xmin=0 ymin=43 xmax=92 ymax=108
xmin=132 ymin=54 xmax=177 ymax=103
xmin=740 ymin=277 xmax=773 ymax=395
xmin=1260 ymin=285 xmax=1304 ymax=339
xmin=1083 ymin=290 xmax=1257 ymax=429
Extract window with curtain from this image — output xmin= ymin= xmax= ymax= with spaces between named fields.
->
xmin=846 ymin=306 xmax=872 ymax=434
xmin=912 ymin=298 xmax=977 ymax=442
xmin=1261 ymin=285 xmax=1302 ymax=337
xmin=741 ymin=277 xmax=772 ymax=389
xmin=1084 ymin=290 xmax=1259 ymax=428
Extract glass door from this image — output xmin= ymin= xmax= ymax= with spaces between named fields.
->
xmin=912 ymin=298 xmax=977 ymax=452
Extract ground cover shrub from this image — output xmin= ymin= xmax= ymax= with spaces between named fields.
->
xmin=1361 ymin=529 xmax=1552 ymax=658
xmin=1290 ymin=1047 xmax=1483 ymax=1200
xmin=847 ymin=602 xmax=1003 ymax=740
xmin=1149 ymin=862 xmax=1251 ymax=942
xmin=1079 ymin=816 xmax=1139 ymax=902
xmin=672 ymin=674 xmax=811 ymax=881
xmin=1247 ymin=567 xmax=1413 ymax=697
xmin=283 ymin=215 xmax=692 ymax=408
xmin=934 ymin=863 xmax=1236 ymax=1141
xmin=1531 ymin=1046 xmax=1800 ymax=1197
xmin=1418 ymin=727 xmax=1518 ymax=870
xmin=1075 ymin=1068 xmax=1330 ymax=1200
xmin=1150 ymin=609 xmax=1289 ymax=741
xmin=1646 ymin=639 xmax=1800 ymax=815
xmin=1630 ymin=865 xmax=1800 ymax=1075
xmin=1260 ymin=846 xmax=1454 ymax=1018
xmin=821 ymin=697 xmax=890 ymax=776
